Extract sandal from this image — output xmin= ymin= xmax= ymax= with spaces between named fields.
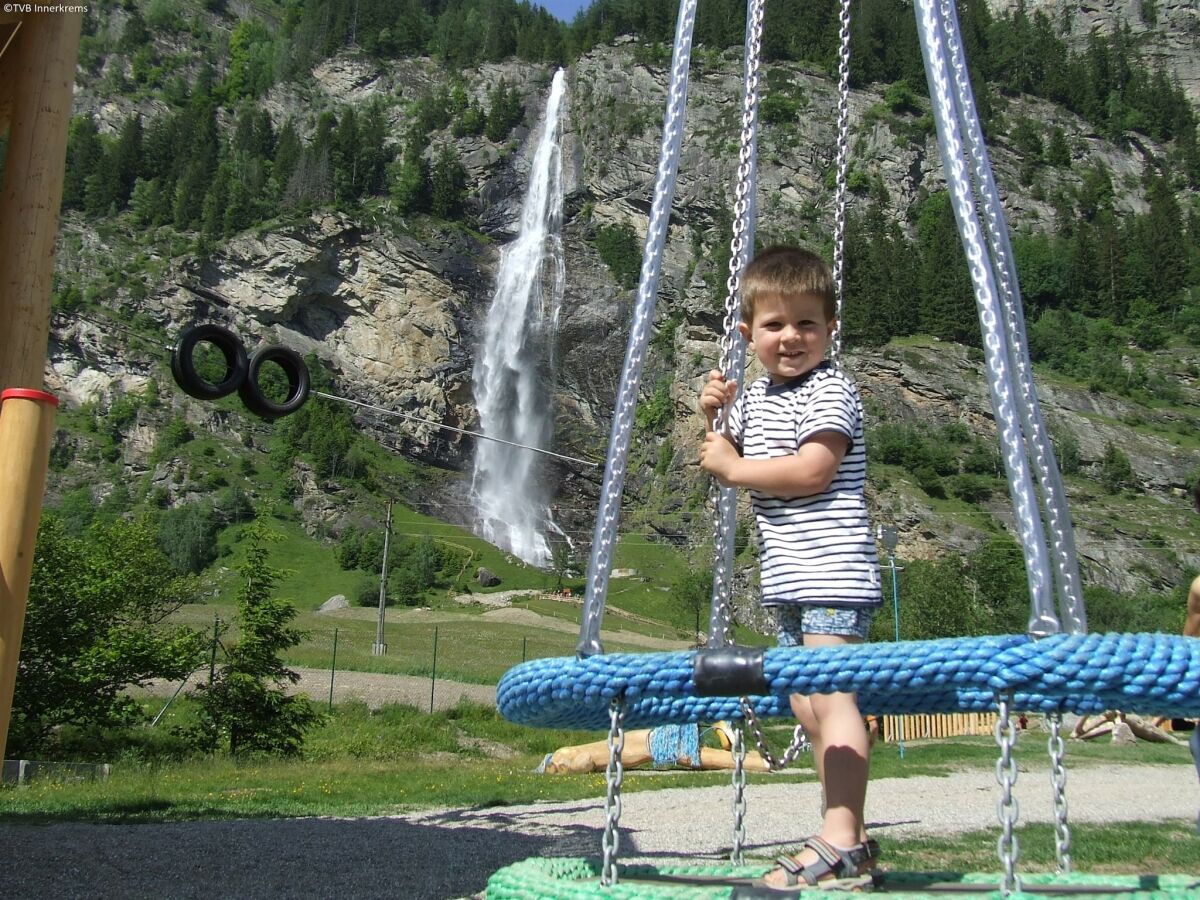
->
xmin=763 ymin=835 xmax=880 ymax=891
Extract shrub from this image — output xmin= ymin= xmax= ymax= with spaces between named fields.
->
xmin=593 ymin=222 xmax=641 ymax=290
xmin=1097 ymin=442 xmax=1135 ymax=493
xmin=913 ymin=465 xmax=945 ymax=498
xmin=947 ymin=473 xmax=994 ymax=504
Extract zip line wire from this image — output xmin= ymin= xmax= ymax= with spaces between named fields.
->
xmin=59 ymin=308 xmax=602 ymax=469
xmin=313 ymin=391 xmax=600 ymax=468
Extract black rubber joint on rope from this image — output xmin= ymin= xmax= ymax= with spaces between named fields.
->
xmin=238 ymin=345 xmax=311 ymax=420
xmin=171 ymin=324 xmax=249 ymax=401
xmin=692 ymin=646 xmax=769 ymax=697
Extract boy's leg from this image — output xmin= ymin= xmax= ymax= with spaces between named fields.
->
xmin=789 ymin=692 xmax=820 ymax=777
xmin=766 ymin=609 xmax=874 ymax=888
xmin=804 ymin=646 xmax=870 ymax=848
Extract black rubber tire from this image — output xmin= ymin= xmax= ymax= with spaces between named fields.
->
xmin=238 ymin=345 xmax=311 ymax=420
xmin=170 ymin=324 xmax=249 ymax=401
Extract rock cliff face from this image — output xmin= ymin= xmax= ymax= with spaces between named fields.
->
xmin=50 ymin=38 xmax=1199 ymax=597
xmin=989 ymin=0 xmax=1200 ymax=104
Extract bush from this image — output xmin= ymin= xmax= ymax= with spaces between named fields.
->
xmin=593 ymin=222 xmax=641 ymax=290
xmin=947 ymin=473 xmax=994 ymax=504
xmin=1097 ymin=442 xmax=1135 ymax=493
xmin=913 ymin=465 xmax=945 ymax=498
xmin=760 ymin=94 xmax=801 ymax=125
xmin=158 ymin=502 xmax=219 ymax=574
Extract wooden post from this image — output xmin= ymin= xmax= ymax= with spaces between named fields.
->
xmin=0 ymin=13 xmax=82 ymax=390
xmin=0 ymin=390 xmax=58 ymax=758
xmin=0 ymin=12 xmax=83 ymax=760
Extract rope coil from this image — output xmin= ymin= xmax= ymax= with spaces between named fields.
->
xmin=499 ymin=633 xmax=1200 ymax=731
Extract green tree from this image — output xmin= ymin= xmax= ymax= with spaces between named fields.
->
xmin=675 ymin=567 xmax=713 ymax=643
xmin=62 ymin=115 xmax=102 ymax=210
xmin=593 ymin=222 xmax=642 ymax=289
xmin=189 ymin=519 xmax=321 ymax=755
xmin=967 ymin=534 xmax=1030 ymax=633
xmin=873 ymin=555 xmax=987 ymax=640
xmin=429 ymin=143 xmax=467 ymax=218
xmin=8 ymin=516 xmax=205 ymax=755
xmin=158 ymin=502 xmax=220 ymax=574
xmin=549 ymin=533 xmax=573 ymax=588
xmin=485 ymin=78 xmax=524 ymax=141
xmin=916 ymin=192 xmax=977 ymax=345
xmin=1098 ymin=442 xmax=1135 ymax=493
xmin=225 ymin=18 xmax=274 ymax=99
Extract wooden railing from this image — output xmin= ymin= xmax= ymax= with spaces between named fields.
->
xmin=879 ymin=712 xmax=999 ymax=743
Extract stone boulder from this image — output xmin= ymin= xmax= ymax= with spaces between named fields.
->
xmin=318 ymin=595 xmax=350 ymax=613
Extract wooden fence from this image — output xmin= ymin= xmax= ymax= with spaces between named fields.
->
xmin=879 ymin=712 xmax=999 ymax=743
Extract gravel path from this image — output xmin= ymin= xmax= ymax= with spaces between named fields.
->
xmin=4 ymin=761 xmax=1197 ymax=899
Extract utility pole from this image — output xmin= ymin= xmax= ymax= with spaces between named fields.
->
xmin=879 ymin=525 xmax=905 ymax=759
xmin=372 ymin=501 xmax=392 ymax=655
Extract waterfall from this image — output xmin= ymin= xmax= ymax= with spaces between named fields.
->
xmin=471 ymin=69 xmax=567 ymax=567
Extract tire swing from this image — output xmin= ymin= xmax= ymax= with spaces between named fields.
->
xmin=491 ymin=0 xmax=1200 ymax=895
xmin=170 ymin=325 xmax=310 ymax=420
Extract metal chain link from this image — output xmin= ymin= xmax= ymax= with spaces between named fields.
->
xmin=1047 ymin=711 xmax=1072 ymax=872
xmin=994 ymin=692 xmax=1021 ymax=895
xmin=914 ymin=0 xmax=1056 ymax=638
xmin=600 ymin=696 xmax=626 ymax=886
xmin=935 ymin=0 xmax=1085 ymax=634
xmin=708 ymin=0 xmax=765 ymax=650
xmin=742 ymin=699 xmax=810 ymax=771
xmin=829 ymin=0 xmax=853 ymax=366
xmin=717 ymin=0 xmax=765 ymax=385
xmin=731 ymin=722 xmax=748 ymax=865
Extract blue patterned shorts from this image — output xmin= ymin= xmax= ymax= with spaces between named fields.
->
xmin=774 ymin=605 xmax=874 ymax=646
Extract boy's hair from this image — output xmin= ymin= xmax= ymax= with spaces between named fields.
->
xmin=741 ymin=245 xmax=836 ymax=324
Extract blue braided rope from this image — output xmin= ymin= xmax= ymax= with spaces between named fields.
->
xmin=647 ymin=723 xmax=702 ymax=767
xmin=497 ymin=633 xmax=1200 ymax=731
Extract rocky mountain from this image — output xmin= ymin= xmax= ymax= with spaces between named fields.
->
xmin=46 ymin=27 xmax=1200 ymax=603
xmin=988 ymin=0 xmax=1200 ymax=104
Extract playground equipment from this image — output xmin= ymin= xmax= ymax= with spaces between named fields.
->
xmin=0 ymin=10 xmax=83 ymax=763
xmin=493 ymin=0 xmax=1200 ymax=895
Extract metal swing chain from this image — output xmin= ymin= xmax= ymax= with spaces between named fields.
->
xmin=600 ymin=695 xmax=627 ymax=887
xmin=731 ymin=722 xmax=748 ymax=864
xmin=994 ymin=692 xmax=1021 ymax=895
xmin=708 ymin=0 xmax=766 ymax=651
xmin=717 ymin=0 xmax=765 ymax=386
xmin=829 ymin=0 xmax=853 ymax=366
xmin=741 ymin=698 xmax=810 ymax=771
xmin=1047 ymin=711 xmax=1073 ymax=872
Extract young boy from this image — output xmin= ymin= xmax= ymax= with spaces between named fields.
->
xmin=698 ymin=245 xmax=882 ymax=889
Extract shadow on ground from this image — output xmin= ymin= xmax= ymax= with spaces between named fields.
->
xmin=1 ymin=814 xmax=598 ymax=899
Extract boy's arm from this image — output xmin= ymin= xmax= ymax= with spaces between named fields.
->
xmin=703 ymin=430 xmax=848 ymax=496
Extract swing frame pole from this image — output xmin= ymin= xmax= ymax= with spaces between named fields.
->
xmin=0 ymin=11 xmax=83 ymax=762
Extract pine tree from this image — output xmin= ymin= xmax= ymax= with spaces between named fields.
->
xmin=916 ymin=192 xmax=977 ymax=344
xmin=271 ymin=119 xmax=302 ymax=199
xmin=189 ymin=519 xmax=321 ymax=756
xmin=332 ymin=106 xmax=359 ymax=201
xmin=429 ymin=143 xmax=467 ymax=218
xmin=62 ymin=115 xmax=102 ymax=210
xmin=112 ymin=115 xmax=144 ymax=208
xmin=357 ymin=99 xmax=391 ymax=196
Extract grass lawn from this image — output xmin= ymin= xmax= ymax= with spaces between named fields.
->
xmin=2 ymin=709 xmax=1194 ymax=823
xmin=882 ymin=822 xmax=1200 ymax=876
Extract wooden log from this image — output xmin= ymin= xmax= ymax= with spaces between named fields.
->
xmin=0 ymin=390 xmax=58 ymax=759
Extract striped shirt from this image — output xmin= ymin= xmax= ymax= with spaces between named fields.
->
xmin=727 ymin=363 xmax=881 ymax=608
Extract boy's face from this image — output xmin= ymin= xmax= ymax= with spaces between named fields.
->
xmin=738 ymin=291 xmax=835 ymax=383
